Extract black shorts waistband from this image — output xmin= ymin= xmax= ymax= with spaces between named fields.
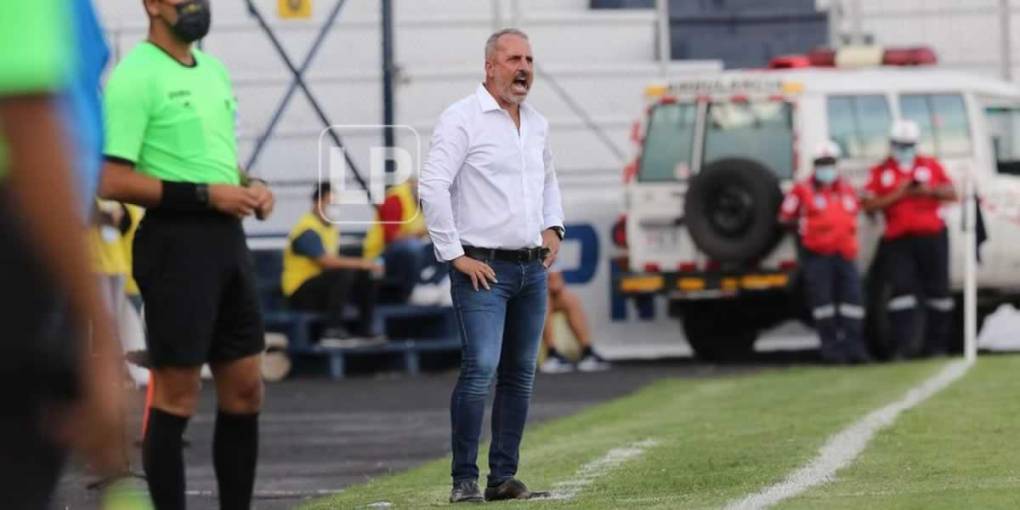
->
xmin=144 ymin=207 xmax=241 ymax=223
xmin=463 ymin=245 xmax=548 ymax=263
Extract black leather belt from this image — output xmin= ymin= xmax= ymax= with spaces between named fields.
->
xmin=463 ymin=245 xmax=548 ymax=263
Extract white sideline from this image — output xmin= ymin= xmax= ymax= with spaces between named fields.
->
xmin=726 ymin=359 xmax=972 ymax=510
xmin=546 ymin=439 xmax=659 ymax=501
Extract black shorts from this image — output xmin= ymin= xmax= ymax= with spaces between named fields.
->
xmin=134 ymin=209 xmax=265 ymax=367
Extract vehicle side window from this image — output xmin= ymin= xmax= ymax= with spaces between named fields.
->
xmin=826 ymin=95 xmax=891 ymax=159
xmin=639 ymin=103 xmax=697 ymax=182
xmin=899 ymin=93 xmax=973 ymax=157
xmin=985 ymin=106 xmax=1020 ymax=176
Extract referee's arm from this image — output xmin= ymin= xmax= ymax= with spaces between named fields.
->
xmin=99 ymin=159 xmax=262 ymax=219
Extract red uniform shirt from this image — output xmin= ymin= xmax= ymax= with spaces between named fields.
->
xmin=865 ymin=156 xmax=952 ymax=239
xmin=780 ymin=178 xmax=860 ymax=260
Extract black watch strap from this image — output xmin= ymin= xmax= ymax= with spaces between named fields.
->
xmin=550 ymin=226 xmax=565 ymax=240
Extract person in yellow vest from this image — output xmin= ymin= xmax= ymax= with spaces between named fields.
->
xmin=363 ymin=177 xmax=446 ymax=302
xmin=283 ymin=183 xmax=383 ymax=338
xmin=89 ymin=199 xmax=149 ymax=387
xmin=120 ymin=203 xmax=145 ymax=311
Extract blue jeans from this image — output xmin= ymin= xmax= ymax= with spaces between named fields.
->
xmin=449 ymin=257 xmax=548 ymax=486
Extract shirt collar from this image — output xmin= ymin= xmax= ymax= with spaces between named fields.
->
xmin=476 ymin=84 xmax=502 ymax=112
xmin=475 ymin=83 xmax=533 ymax=114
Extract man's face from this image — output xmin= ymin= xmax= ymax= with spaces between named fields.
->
xmin=316 ymin=192 xmax=333 ymax=219
xmin=146 ymin=0 xmax=183 ymax=25
xmin=485 ymin=34 xmax=534 ymax=106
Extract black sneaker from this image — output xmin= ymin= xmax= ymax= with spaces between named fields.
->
xmin=485 ymin=478 xmax=550 ymax=501
xmin=449 ymin=480 xmax=484 ymax=503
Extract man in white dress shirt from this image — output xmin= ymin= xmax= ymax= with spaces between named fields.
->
xmin=419 ymin=28 xmax=565 ymax=503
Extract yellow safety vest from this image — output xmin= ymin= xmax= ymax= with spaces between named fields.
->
xmin=282 ymin=211 xmax=340 ymax=297
xmin=121 ymin=205 xmax=144 ymax=296
xmin=89 ymin=200 xmax=130 ymax=277
xmin=362 ymin=183 xmax=426 ymax=260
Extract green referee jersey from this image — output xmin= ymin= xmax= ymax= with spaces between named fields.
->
xmin=0 ymin=0 xmax=70 ymax=180
xmin=104 ymin=42 xmax=240 ymax=185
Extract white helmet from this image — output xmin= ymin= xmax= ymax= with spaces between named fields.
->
xmin=890 ymin=120 xmax=921 ymax=145
xmin=813 ymin=140 xmax=841 ymax=162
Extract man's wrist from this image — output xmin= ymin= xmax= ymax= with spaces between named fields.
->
xmin=547 ymin=226 xmax=565 ymax=241
xmin=160 ymin=181 xmax=209 ymax=211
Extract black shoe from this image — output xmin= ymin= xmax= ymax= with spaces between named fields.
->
xmin=450 ymin=480 xmax=484 ymax=503
xmin=485 ymin=478 xmax=550 ymax=501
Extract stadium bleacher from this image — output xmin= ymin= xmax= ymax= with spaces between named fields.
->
xmin=252 ymin=250 xmax=461 ymax=379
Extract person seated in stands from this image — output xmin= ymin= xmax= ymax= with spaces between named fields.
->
xmin=540 ymin=271 xmax=610 ymax=373
xmin=362 ymin=177 xmax=447 ymax=304
xmin=282 ymin=183 xmax=383 ymax=339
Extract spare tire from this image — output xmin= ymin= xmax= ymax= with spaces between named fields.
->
xmin=684 ymin=158 xmax=783 ymax=263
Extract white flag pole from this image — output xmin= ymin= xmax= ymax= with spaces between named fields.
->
xmin=963 ymin=174 xmax=978 ymax=363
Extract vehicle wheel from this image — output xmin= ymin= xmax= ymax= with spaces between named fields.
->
xmin=682 ymin=302 xmax=759 ymax=362
xmin=683 ymin=158 xmax=783 ymax=264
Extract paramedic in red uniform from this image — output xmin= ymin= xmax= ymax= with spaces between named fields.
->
xmin=862 ymin=120 xmax=958 ymax=358
xmin=780 ymin=141 xmax=870 ymax=364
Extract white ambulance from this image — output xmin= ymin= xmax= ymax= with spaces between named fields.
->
xmin=614 ymin=47 xmax=1020 ymax=361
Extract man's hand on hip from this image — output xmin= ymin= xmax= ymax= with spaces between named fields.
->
xmin=452 ymin=256 xmax=497 ymax=291
xmin=542 ymin=229 xmax=561 ymax=268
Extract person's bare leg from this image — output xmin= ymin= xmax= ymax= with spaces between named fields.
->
xmin=558 ymin=290 xmax=592 ymax=349
xmin=211 ymin=355 xmax=264 ymax=414
xmin=145 ymin=366 xmax=202 ymax=509
xmin=542 ymin=304 xmax=557 ymax=350
xmin=210 ymin=355 xmax=264 ymax=510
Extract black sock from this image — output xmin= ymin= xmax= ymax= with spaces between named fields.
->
xmin=142 ymin=408 xmax=189 ymax=510
xmin=581 ymin=346 xmax=593 ymax=357
xmin=213 ymin=410 xmax=259 ymax=510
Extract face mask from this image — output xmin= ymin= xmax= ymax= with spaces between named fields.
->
xmin=324 ymin=205 xmax=343 ymax=221
xmin=814 ymin=165 xmax=838 ymax=185
xmin=892 ymin=146 xmax=916 ymax=167
xmin=166 ymin=0 xmax=211 ymax=43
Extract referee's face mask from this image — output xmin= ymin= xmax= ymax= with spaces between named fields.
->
xmin=157 ymin=0 xmax=211 ymax=43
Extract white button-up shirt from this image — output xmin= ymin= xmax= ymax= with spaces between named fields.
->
xmin=420 ymin=84 xmax=565 ymax=261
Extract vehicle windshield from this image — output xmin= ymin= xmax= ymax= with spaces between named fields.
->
xmin=703 ymin=101 xmax=794 ymax=179
xmin=638 ymin=102 xmax=697 ymax=182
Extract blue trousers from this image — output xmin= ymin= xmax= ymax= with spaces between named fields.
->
xmin=802 ymin=251 xmax=869 ymax=363
xmin=449 ymin=257 xmax=548 ymax=486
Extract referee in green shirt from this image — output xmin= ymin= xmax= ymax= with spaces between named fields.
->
xmin=98 ymin=1 xmax=273 ymax=508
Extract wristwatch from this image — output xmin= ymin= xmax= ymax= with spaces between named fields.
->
xmin=549 ymin=226 xmax=565 ymax=240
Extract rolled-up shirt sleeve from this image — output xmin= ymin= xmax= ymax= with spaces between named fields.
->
xmin=541 ymin=135 xmax=565 ymax=231
xmin=420 ymin=108 xmax=469 ymax=261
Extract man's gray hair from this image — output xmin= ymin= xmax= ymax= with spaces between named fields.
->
xmin=485 ymin=28 xmax=529 ymax=60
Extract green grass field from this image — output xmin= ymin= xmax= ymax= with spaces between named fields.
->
xmin=307 ymin=356 xmax=1020 ymax=509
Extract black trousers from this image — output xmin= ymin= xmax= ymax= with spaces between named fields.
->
xmin=802 ymin=251 xmax=869 ymax=363
xmin=884 ymin=229 xmax=952 ymax=356
xmin=289 ymin=269 xmax=378 ymax=335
